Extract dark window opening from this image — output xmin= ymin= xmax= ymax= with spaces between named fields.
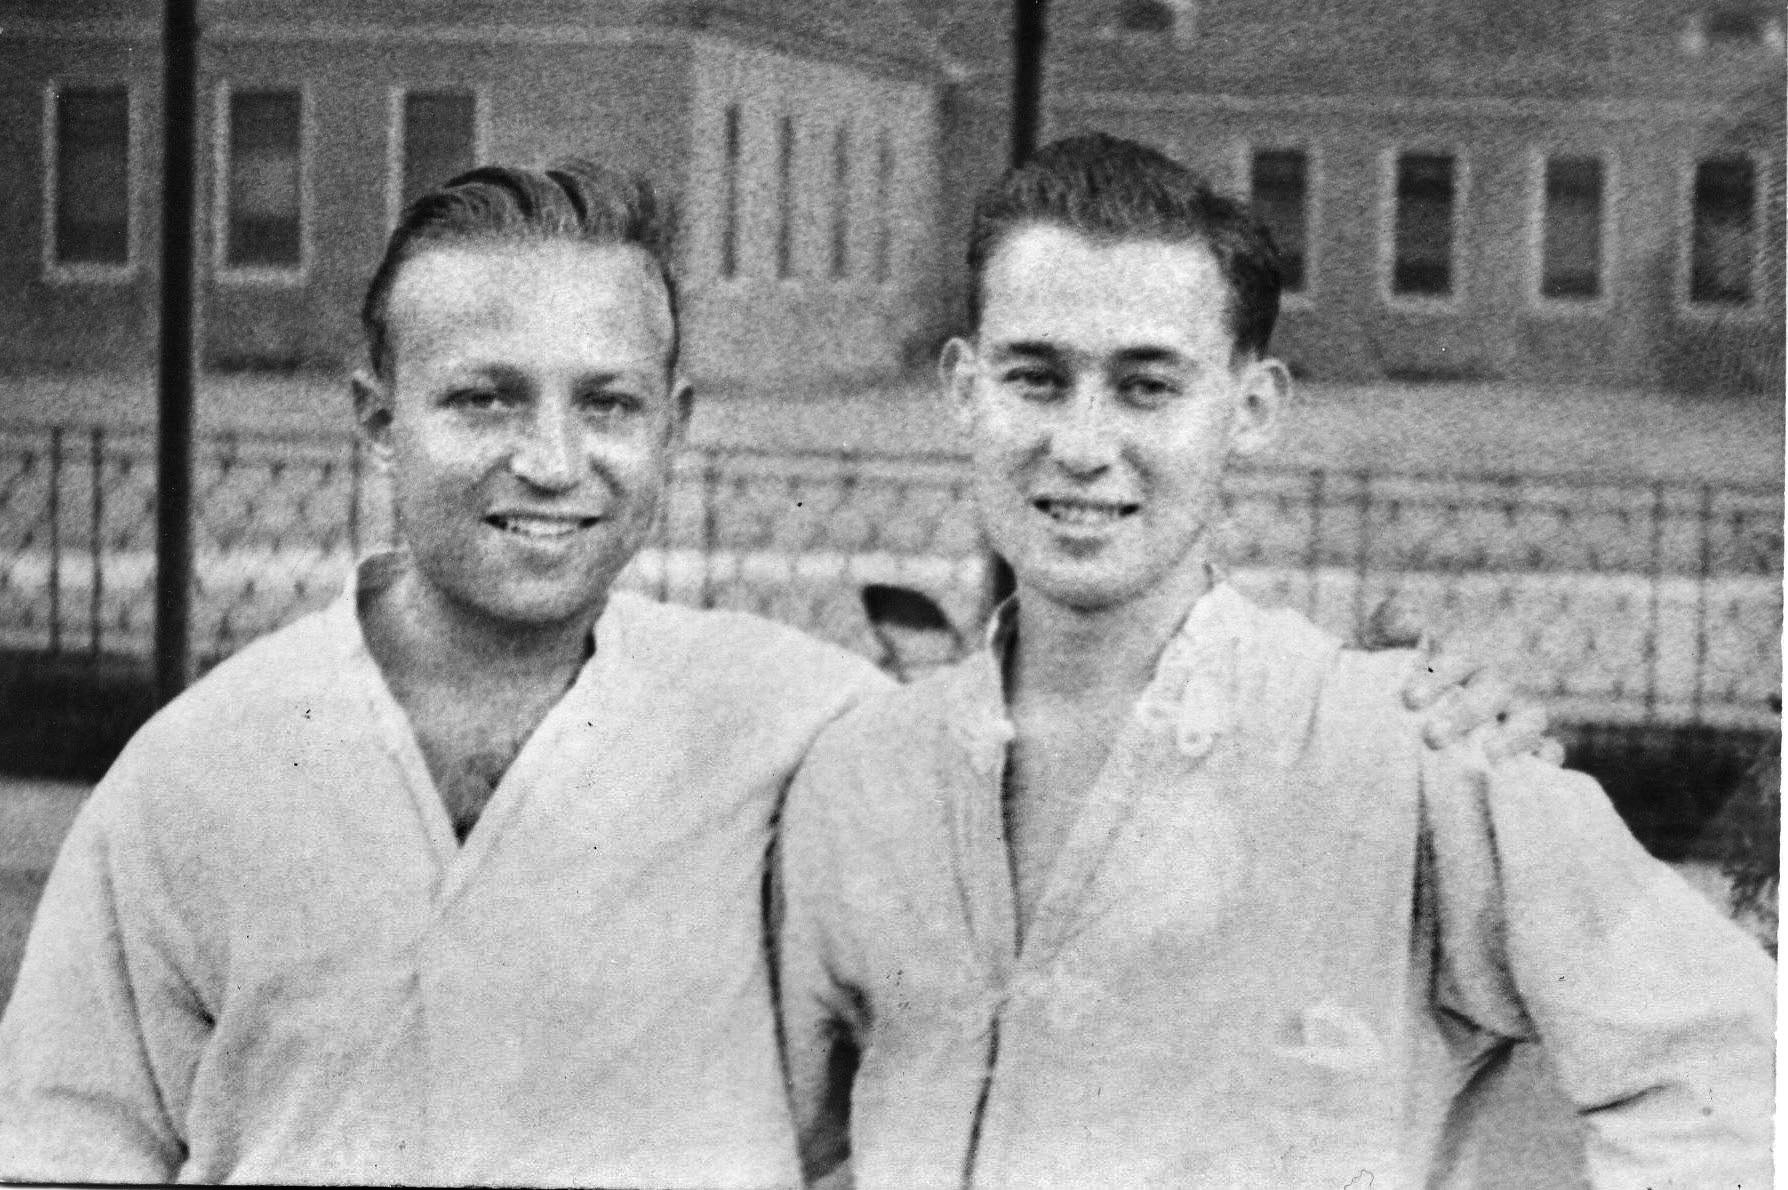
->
xmin=1541 ymin=156 xmax=1605 ymax=300
xmin=1392 ymin=152 xmax=1456 ymax=297
xmin=53 ymin=87 xmax=131 ymax=267
xmin=1690 ymin=156 xmax=1756 ymax=305
xmin=225 ymin=89 xmax=303 ymax=269
xmin=400 ymin=90 xmax=476 ymax=216
xmin=1251 ymin=148 xmax=1309 ymax=294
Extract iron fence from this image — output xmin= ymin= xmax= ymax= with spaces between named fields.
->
xmin=0 ymin=418 xmax=1778 ymax=730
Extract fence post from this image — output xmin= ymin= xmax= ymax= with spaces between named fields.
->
xmin=347 ymin=434 xmax=362 ymax=561
xmin=47 ymin=427 xmax=63 ymax=655
xmin=1691 ymin=482 xmax=1714 ymax=724
xmin=1643 ymin=479 xmax=1667 ymax=722
xmin=1351 ymin=469 xmax=1373 ymax=638
xmin=699 ymin=450 xmax=719 ymax=609
xmin=90 ymin=427 xmax=105 ymax=660
xmin=1305 ymin=468 xmax=1325 ymax=620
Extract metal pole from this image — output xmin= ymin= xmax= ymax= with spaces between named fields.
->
xmin=1010 ymin=0 xmax=1048 ymax=168
xmin=985 ymin=0 xmax=1048 ymax=615
xmin=154 ymin=0 xmax=199 ymax=703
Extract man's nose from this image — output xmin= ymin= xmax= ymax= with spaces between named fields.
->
xmin=510 ymin=401 xmax=582 ymax=491
xmin=1047 ymin=385 xmax=1120 ymax=475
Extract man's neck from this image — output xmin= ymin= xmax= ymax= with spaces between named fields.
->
xmin=1008 ymin=563 xmax=1212 ymax=709
xmin=362 ymin=564 xmax=599 ymax=691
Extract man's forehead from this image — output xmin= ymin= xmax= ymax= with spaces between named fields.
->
xmin=388 ymin=242 xmax=672 ymax=353
xmin=979 ymin=225 xmax=1232 ymax=351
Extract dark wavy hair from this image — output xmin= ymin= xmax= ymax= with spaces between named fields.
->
xmin=966 ymin=133 xmax=1284 ymax=358
xmin=360 ymin=158 xmax=679 ymax=379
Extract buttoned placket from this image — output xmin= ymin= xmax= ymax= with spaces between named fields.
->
xmin=951 ymin=587 xmax=1243 ymax=1185
xmin=325 ymin=558 xmax=622 ymax=1178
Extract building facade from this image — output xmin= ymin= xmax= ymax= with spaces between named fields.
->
xmin=0 ymin=0 xmax=1782 ymax=393
xmin=0 ymin=0 xmax=943 ymax=383
xmin=934 ymin=0 xmax=1786 ymax=392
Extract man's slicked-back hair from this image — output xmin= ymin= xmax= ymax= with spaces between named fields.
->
xmin=360 ymin=158 xmax=680 ymax=379
xmin=966 ymin=133 xmax=1284 ymax=358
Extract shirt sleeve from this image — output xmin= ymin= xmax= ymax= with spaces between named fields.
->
xmin=772 ymin=739 xmax=869 ymax=1189
xmin=0 ymin=756 xmax=211 ymax=1182
xmin=1423 ymin=747 xmax=1776 ymax=1189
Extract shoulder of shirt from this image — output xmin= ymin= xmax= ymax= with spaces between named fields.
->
xmin=78 ymin=607 xmax=346 ymax=827
xmin=798 ymin=645 xmax=977 ymax=771
xmin=608 ymin=591 xmax=892 ymax=695
xmin=1211 ymin=588 xmax=1423 ymax=752
xmin=130 ymin=605 xmax=345 ymax=740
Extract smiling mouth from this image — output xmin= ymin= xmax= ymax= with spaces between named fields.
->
xmin=1034 ymin=497 xmax=1140 ymax=526
xmin=485 ymin=514 xmax=601 ymax=538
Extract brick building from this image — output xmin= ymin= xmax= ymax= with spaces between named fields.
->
xmin=0 ymin=0 xmax=945 ymax=383
xmin=932 ymin=0 xmax=1786 ymax=393
xmin=0 ymin=0 xmax=1782 ymax=393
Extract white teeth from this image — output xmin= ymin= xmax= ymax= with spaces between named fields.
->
xmin=493 ymin=516 xmax=581 ymax=538
xmin=1038 ymin=499 xmax=1131 ymax=525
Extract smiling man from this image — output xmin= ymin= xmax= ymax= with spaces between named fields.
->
xmin=0 ymin=155 xmax=1570 ymax=1187
xmin=0 ymin=162 xmax=892 ymax=1186
xmin=776 ymin=135 xmax=1775 ymax=1189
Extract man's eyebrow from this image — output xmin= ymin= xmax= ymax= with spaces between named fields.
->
xmin=985 ymin=340 xmax=1062 ymax=361
xmin=1110 ymin=346 xmax=1189 ymax=368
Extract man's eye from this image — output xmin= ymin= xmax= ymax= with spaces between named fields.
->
xmin=1119 ymin=375 xmax=1179 ymax=406
xmin=1000 ymin=367 xmax=1062 ymax=399
xmin=443 ymin=388 xmax=509 ymax=411
xmin=578 ymin=389 xmax=643 ymax=416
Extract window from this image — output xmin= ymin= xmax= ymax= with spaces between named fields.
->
xmin=1683 ymin=8 xmax=1785 ymax=53
xmin=1689 ymin=156 xmax=1757 ymax=305
xmin=48 ymin=85 xmax=132 ymax=270
xmin=1249 ymin=148 xmax=1309 ymax=294
xmin=775 ymin=115 xmax=795 ymax=279
xmin=720 ymin=104 xmax=741 ymax=279
xmin=398 ymin=90 xmax=476 ymax=217
xmin=1391 ymin=152 xmax=1457 ymax=298
xmin=830 ymin=124 xmax=850 ymax=279
xmin=873 ymin=128 xmax=894 ymax=283
xmin=1539 ymin=156 xmax=1605 ymax=301
xmin=1102 ymin=0 xmax=1196 ymax=42
xmin=221 ymin=88 xmax=304 ymax=272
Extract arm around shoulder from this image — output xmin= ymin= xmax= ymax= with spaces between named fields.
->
xmin=1424 ymin=749 xmax=1774 ymax=1189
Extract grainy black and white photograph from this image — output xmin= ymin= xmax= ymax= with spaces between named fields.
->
xmin=0 ymin=1 xmax=1780 ymax=1186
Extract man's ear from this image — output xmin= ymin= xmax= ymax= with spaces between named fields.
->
xmin=1228 ymin=356 xmax=1288 ymax=459
xmin=351 ymin=369 xmax=396 ymax=465
xmin=939 ymin=337 xmax=978 ymax=430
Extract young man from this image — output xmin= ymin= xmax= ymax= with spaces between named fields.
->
xmin=0 ymin=157 xmax=1537 ymax=1185
xmin=776 ymin=135 xmax=1775 ymax=1189
xmin=0 ymin=162 xmax=893 ymax=1186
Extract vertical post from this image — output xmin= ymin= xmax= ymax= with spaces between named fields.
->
xmin=90 ymin=428 xmax=105 ymax=659
xmin=1691 ymin=483 xmax=1714 ymax=723
xmin=155 ymin=0 xmax=200 ymax=704
xmin=1010 ymin=0 xmax=1048 ymax=169
xmin=1643 ymin=480 xmax=1667 ymax=722
xmin=1352 ymin=469 xmax=1374 ymax=638
xmin=347 ymin=434 xmax=362 ymax=560
xmin=699 ymin=451 xmax=719 ymax=610
xmin=47 ymin=428 xmax=63 ymax=655
xmin=983 ymin=0 xmax=1049 ymax=619
xmin=1305 ymin=468 xmax=1325 ymax=620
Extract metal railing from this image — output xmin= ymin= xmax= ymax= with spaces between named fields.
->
xmin=0 ymin=419 xmax=1778 ymax=730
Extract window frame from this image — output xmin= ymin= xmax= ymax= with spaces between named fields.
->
xmin=1239 ymin=139 xmax=1320 ymax=309
xmin=1528 ymin=148 xmax=1615 ymax=314
xmin=41 ymin=79 xmax=140 ymax=285
xmin=384 ymin=85 xmax=488 ymax=232
xmin=1379 ymin=146 xmax=1469 ymax=311
xmin=1679 ymin=148 xmax=1771 ymax=318
xmin=212 ymin=81 xmax=312 ymax=287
